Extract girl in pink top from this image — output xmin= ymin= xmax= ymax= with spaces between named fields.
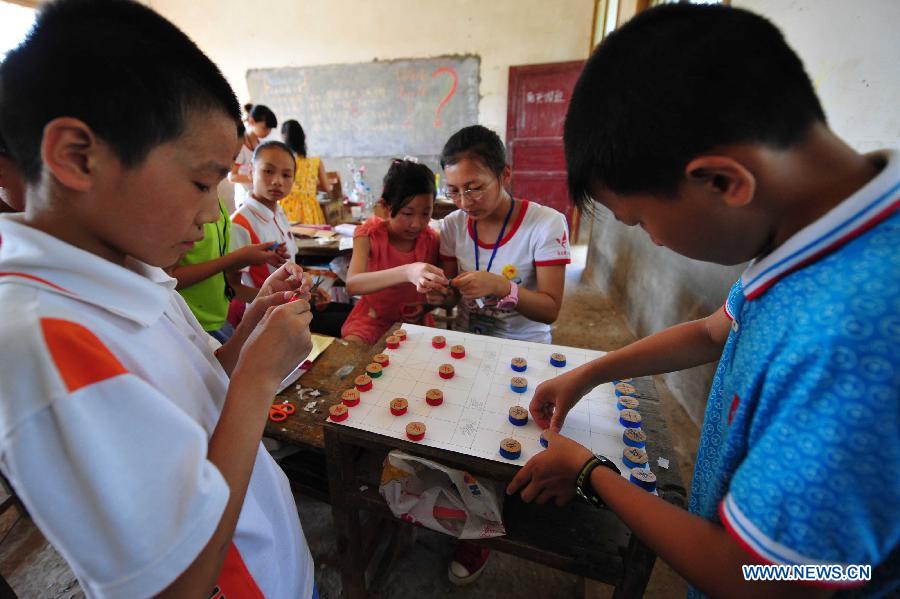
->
xmin=342 ymin=159 xmax=447 ymax=344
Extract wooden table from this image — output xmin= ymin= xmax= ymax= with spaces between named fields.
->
xmin=266 ymin=329 xmax=686 ymax=599
xmin=294 ymin=236 xmax=350 ymax=260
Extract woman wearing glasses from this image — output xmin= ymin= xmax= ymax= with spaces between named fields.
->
xmin=431 ymin=125 xmax=570 ymax=585
xmin=433 ymin=125 xmax=570 ymax=345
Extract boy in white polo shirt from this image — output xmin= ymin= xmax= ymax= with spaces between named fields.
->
xmin=0 ymin=0 xmax=318 ymax=597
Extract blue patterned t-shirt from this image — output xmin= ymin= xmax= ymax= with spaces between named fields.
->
xmin=688 ymin=151 xmax=899 ymax=598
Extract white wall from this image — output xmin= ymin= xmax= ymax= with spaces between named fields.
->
xmin=734 ymin=0 xmax=900 ymax=152
xmin=146 ymin=0 xmax=594 ymax=140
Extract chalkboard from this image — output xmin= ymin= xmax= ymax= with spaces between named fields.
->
xmin=246 ymin=56 xmax=480 ymax=158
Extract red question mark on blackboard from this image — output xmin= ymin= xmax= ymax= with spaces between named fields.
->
xmin=431 ymin=67 xmax=458 ymax=129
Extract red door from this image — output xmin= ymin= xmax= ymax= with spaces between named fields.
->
xmin=507 ymin=61 xmax=584 ymax=241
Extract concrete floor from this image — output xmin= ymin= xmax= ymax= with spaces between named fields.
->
xmin=0 ymin=243 xmax=702 ymax=598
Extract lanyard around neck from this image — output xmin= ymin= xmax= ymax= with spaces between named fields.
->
xmin=473 ymin=197 xmax=515 ymax=273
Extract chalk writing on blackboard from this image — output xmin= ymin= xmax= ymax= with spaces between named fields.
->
xmin=246 ymin=56 xmax=480 ymax=158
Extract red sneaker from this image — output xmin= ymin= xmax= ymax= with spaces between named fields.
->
xmin=448 ymin=541 xmax=491 ymax=586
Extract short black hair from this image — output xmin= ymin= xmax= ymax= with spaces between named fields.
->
xmin=249 ymin=105 xmax=277 ymax=129
xmin=252 ymin=141 xmax=295 ymax=168
xmin=440 ymin=125 xmax=507 ymax=177
xmin=565 ymin=3 xmax=826 ymax=207
xmin=281 ymin=120 xmax=307 ymax=157
xmin=0 ymin=0 xmax=242 ymax=183
xmin=382 ymin=158 xmax=436 ymax=217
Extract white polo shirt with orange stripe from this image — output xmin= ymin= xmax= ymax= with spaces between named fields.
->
xmin=0 ymin=217 xmax=313 ymax=598
xmin=230 ymin=197 xmax=298 ymax=289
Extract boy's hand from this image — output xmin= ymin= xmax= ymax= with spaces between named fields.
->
xmin=529 ymin=366 xmax=593 ymax=431
xmin=506 ymin=430 xmax=593 ymax=505
xmin=259 ymin=263 xmax=309 ymax=299
xmin=232 ymin=241 xmax=287 ymax=269
xmin=273 ymin=242 xmax=291 ymax=260
xmin=406 ymin=262 xmax=449 ymax=293
xmin=240 ymin=298 xmax=314 ymax=384
xmin=451 ymin=271 xmax=510 ymax=299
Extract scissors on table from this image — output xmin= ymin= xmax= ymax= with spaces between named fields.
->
xmin=269 ymin=401 xmax=296 ymax=422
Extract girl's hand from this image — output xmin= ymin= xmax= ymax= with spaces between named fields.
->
xmin=406 ymin=262 xmax=449 ymax=293
xmin=506 ymin=430 xmax=593 ymax=505
xmin=529 ymin=366 xmax=594 ymax=431
xmin=451 ymin=271 xmax=510 ymax=299
xmin=232 ymin=241 xmax=287 ymax=269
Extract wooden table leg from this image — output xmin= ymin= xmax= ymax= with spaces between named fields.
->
xmin=613 ymin=532 xmax=656 ymax=599
xmin=612 ymin=488 xmax=685 ymax=599
xmin=324 ymin=426 xmax=368 ymax=599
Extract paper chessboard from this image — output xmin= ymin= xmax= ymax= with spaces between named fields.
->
xmin=331 ymin=324 xmax=652 ymax=478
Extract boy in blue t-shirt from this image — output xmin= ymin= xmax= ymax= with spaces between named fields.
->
xmin=508 ymin=4 xmax=898 ymax=598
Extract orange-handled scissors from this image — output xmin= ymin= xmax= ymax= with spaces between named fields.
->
xmin=269 ymin=401 xmax=296 ymax=422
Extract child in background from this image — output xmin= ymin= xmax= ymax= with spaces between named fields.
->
xmin=342 ymin=158 xmax=446 ymax=344
xmin=280 ymin=119 xmax=332 ymax=224
xmin=227 ymin=141 xmax=331 ymax=315
xmin=0 ymin=135 xmax=24 ymax=213
xmin=428 ymin=124 xmax=570 ymax=584
xmin=0 ymin=0 xmax=318 ymax=596
xmin=509 ymin=5 xmax=899 ymax=598
xmin=170 ymin=197 xmax=288 ymax=342
xmin=228 ymin=104 xmax=277 ymax=209
xmin=228 ymin=141 xmax=298 ymax=298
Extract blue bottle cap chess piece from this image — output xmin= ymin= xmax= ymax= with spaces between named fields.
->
xmin=549 ymin=352 xmax=567 ymax=368
xmin=499 ymin=438 xmax=522 ymax=460
xmin=510 ymin=357 xmax=527 ymax=372
xmin=510 ymin=376 xmax=528 ymax=393
xmin=629 ymin=468 xmax=657 ymax=492
xmin=619 ymin=409 xmax=642 ymax=428
xmin=622 ymin=447 xmax=648 ymax=469
xmin=623 ymin=428 xmax=646 ymax=448
xmin=508 ymin=406 xmax=529 ymax=426
xmin=616 ymin=396 xmax=640 ymax=411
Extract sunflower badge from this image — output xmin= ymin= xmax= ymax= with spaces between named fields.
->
xmin=502 ymin=264 xmax=518 ymax=280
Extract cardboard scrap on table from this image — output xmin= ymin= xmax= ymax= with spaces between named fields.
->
xmin=276 ymin=334 xmax=336 ymax=393
xmin=291 ymin=225 xmax=336 ymax=239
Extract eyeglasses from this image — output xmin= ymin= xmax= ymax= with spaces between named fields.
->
xmin=446 ymin=178 xmax=497 ymax=202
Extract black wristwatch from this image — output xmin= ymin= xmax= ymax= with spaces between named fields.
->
xmin=575 ymin=454 xmax=620 ymax=508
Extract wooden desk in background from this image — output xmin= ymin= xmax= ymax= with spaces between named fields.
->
xmin=265 ymin=326 xmax=686 ymax=599
xmin=294 ymin=236 xmax=350 ymax=260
